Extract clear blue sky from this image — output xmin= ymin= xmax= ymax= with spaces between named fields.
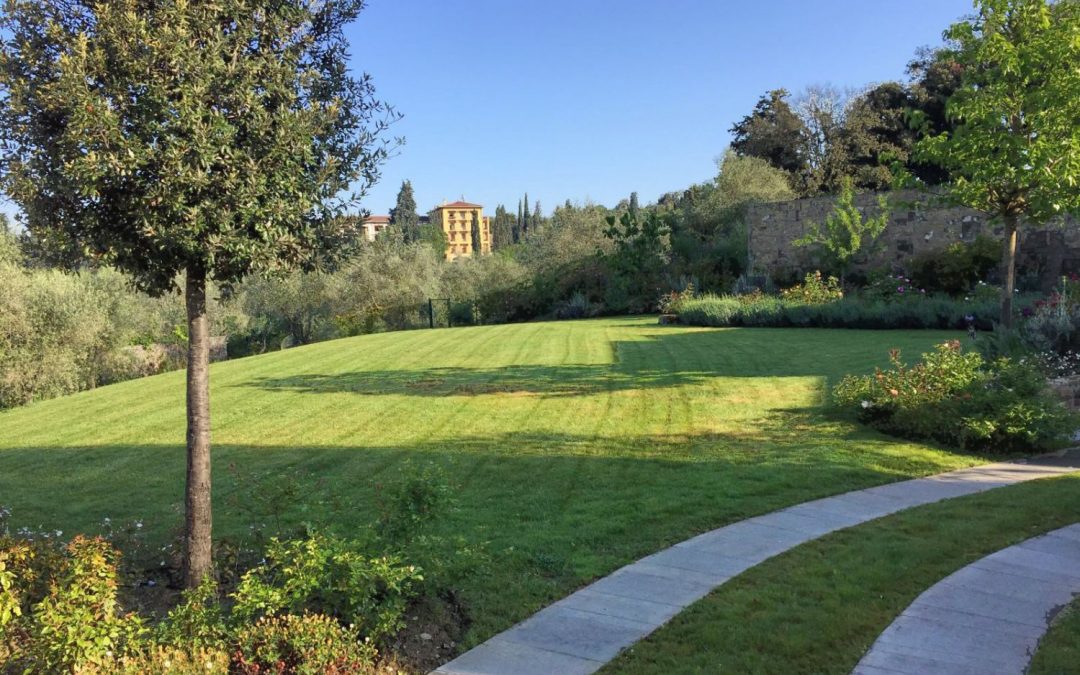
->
xmin=352 ymin=0 xmax=974 ymax=217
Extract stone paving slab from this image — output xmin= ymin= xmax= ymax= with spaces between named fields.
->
xmin=916 ymin=584 xmax=1054 ymax=628
xmin=853 ymin=523 xmax=1080 ymax=675
xmin=497 ymin=605 xmax=655 ymax=663
xmin=433 ymin=451 xmax=1080 ymax=675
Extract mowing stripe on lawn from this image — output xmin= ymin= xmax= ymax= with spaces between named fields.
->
xmin=433 ymin=451 xmax=1080 ymax=675
xmin=853 ymin=523 xmax=1080 ymax=675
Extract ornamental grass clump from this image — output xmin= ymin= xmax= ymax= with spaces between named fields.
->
xmin=834 ymin=341 xmax=1077 ymax=453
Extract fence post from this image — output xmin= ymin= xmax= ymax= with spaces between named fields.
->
xmin=428 ymin=299 xmax=434 ymax=329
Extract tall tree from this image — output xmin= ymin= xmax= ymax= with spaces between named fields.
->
xmin=533 ymin=200 xmax=543 ymax=233
xmin=389 ymin=180 xmax=420 ymax=242
xmin=516 ymin=199 xmax=523 ymax=243
xmin=0 ymin=0 xmax=396 ymax=586
xmin=905 ymin=46 xmax=965 ymax=185
xmin=628 ymin=192 xmax=640 ymax=218
xmin=841 ymin=82 xmax=918 ymax=190
xmin=491 ymin=204 xmax=514 ymax=251
xmin=914 ymin=0 xmax=1080 ymax=327
xmin=470 ymin=211 xmax=481 ymax=255
xmin=794 ymin=85 xmax=850 ymax=194
xmin=523 ymin=193 xmax=531 ymax=237
xmin=729 ymin=89 xmax=809 ymax=189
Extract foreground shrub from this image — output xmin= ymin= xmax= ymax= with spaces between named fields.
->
xmin=673 ymin=293 xmax=998 ymax=331
xmin=834 ymin=341 xmax=1077 ymax=452
xmin=88 ymin=646 xmax=230 ymax=675
xmin=232 ymin=532 xmax=422 ymax=642
xmin=232 ymin=614 xmax=376 ymax=675
xmin=8 ymin=536 xmax=146 ymax=672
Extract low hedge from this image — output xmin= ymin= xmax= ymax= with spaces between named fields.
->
xmin=673 ymin=294 xmax=999 ymax=331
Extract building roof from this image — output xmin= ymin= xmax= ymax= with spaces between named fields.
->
xmin=439 ymin=201 xmax=483 ymax=209
xmin=364 ymin=215 xmax=391 ymax=224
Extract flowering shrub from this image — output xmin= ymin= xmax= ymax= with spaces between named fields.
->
xmin=779 ymin=271 xmax=843 ymax=304
xmin=1013 ymin=276 xmax=1080 ymax=376
xmin=834 ymin=341 xmax=1077 ymax=452
xmin=862 ymin=271 xmax=926 ymax=302
xmin=658 ymin=283 xmax=695 ymax=315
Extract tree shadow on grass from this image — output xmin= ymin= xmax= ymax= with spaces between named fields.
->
xmin=0 ymin=408 xmax=982 ymax=542
xmin=239 ymin=327 xmax=932 ymax=397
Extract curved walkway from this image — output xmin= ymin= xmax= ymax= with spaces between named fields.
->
xmin=854 ymin=523 xmax=1080 ymax=675
xmin=433 ymin=450 xmax=1080 ymax=675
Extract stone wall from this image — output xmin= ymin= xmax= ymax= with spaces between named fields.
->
xmin=1048 ymin=375 xmax=1080 ymax=412
xmin=746 ymin=190 xmax=1080 ymax=291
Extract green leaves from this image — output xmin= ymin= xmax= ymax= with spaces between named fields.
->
xmin=914 ymin=0 xmax=1080 ymax=223
xmin=793 ymin=177 xmax=890 ymax=275
xmin=0 ymin=0 xmax=398 ymax=294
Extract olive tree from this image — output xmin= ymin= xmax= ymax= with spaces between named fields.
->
xmin=914 ymin=0 xmax=1080 ymax=326
xmin=0 ymin=0 xmax=397 ymax=586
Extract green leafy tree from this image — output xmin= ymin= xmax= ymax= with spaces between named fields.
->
xmin=628 ymin=192 xmax=640 ymax=219
xmin=913 ymin=0 xmax=1080 ymax=327
xmin=729 ymin=89 xmax=808 ymax=189
xmin=840 ymin=82 xmax=918 ymax=190
xmin=0 ymin=0 xmax=396 ymax=586
xmin=794 ymin=178 xmax=891 ymax=282
xmin=602 ymin=210 xmax=672 ymax=312
xmin=490 ymin=204 xmax=515 ymax=251
xmin=905 ymin=47 xmax=965 ymax=185
xmin=389 ymin=180 xmax=420 ymax=242
xmin=532 ymin=200 xmax=543 ymax=234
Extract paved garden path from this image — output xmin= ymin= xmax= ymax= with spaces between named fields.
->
xmin=433 ymin=450 xmax=1080 ymax=675
xmin=854 ymin=523 xmax=1080 ymax=674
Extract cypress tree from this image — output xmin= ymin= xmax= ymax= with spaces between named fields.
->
xmin=390 ymin=180 xmax=419 ymax=240
xmin=523 ymin=193 xmax=530 ymax=237
xmin=389 ymin=180 xmax=419 ymax=242
xmin=470 ymin=211 xmax=482 ymax=255
xmin=515 ymin=199 xmax=523 ymax=243
xmin=629 ymin=191 xmax=640 ymax=218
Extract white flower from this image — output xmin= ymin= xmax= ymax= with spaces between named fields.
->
xmin=861 ymin=400 xmax=871 ymax=409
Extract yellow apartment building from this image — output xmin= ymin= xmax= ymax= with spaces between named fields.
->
xmin=432 ymin=201 xmax=492 ymax=260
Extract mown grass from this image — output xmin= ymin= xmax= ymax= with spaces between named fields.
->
xmin=0 ymin=317 xmax=982 ymax=646
xmin=606 ymin=474 xmax=1080 ymax=674
xmin=1030 ymin=595 xmax=1080 ymax=675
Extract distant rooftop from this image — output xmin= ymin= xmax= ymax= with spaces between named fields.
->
xmin=364 ymin=215 xmax=391 ymax=223
xmin=439 ymin=201 xmax=482 ymax=209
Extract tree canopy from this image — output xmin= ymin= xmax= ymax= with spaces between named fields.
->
xmin=0 ymin=0 xmax=397 ymax=586
xmin=914 ymin=0 xmax=1080 ymax=324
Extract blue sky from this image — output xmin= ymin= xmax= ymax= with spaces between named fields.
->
xmin=351 ymin=0 xmax=975 ymax=217
xmin=0 ymin=1 xmax=975 ymax=224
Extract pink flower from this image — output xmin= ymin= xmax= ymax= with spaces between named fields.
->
xmin=897 ymin=286 xmax=905 ymax=293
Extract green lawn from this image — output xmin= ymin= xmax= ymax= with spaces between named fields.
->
xmin=605 ymin=474 xmax=1080 ymax=674
xmin=0 ymin=318 xmax=983 ymax=646
xmin=1031 ymin=595 xmax=1080 ymax=675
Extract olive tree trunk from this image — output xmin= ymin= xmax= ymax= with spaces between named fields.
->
xmin=1000 ymin=215 xmax=1018 ymax=329
xmin=183 ymin=266 xmax=213 ymax=588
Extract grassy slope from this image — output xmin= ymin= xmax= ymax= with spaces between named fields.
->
xmin=606 ymin=474 xmax=1080 ymax=674
xmin=0 ymin=318 xmax=981 ymax=643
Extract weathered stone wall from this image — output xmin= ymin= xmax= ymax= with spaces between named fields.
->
xmin=746 ymin=190 xmax=1080 ymax=291
xmin=1048 ymin=375 xmax=1080 ymax=412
